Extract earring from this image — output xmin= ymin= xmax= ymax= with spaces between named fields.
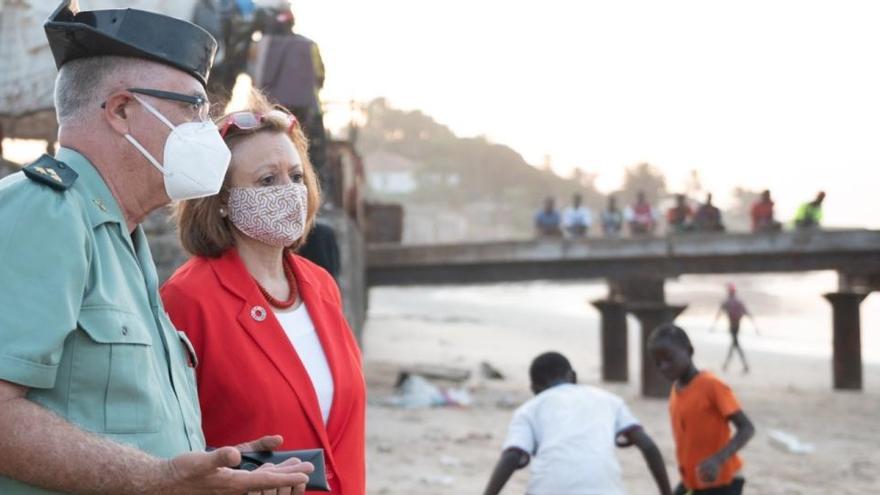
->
xmin=219 ymin=207 xmax=227 ymax=217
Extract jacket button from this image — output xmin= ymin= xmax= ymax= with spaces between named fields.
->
xmin=122 ymin=326 xmax=129 ymax=336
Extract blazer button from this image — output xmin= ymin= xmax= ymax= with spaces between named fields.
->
xmin=122 ymin=326 xmax=129 ymax=336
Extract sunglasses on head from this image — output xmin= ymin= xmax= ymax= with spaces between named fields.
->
xmin=218 ymin=110 xmax=298 ymax=138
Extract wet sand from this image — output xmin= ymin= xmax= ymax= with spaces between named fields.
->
xmin=362 ymin=284 xmax=880 ymax=494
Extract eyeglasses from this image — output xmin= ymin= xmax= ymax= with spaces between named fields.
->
xmin=218 ymin=110 xmax=298 ymax=138
xmin=101 ymin=88 xmax=210 ymax=121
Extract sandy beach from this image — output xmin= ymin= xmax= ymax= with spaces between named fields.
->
xmin=361 ymin=277 xmax=880 ymax=494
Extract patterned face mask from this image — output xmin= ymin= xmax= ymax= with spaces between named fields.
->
xmin=227 ymin=183 xmax=308 ymax=247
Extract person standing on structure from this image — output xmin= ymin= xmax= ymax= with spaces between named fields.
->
xmin=251 ymin=6 xmax=327 ymax=177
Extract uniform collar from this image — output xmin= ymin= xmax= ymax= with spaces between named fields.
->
xmin=56 ymin=147 xmax=126 ymax=227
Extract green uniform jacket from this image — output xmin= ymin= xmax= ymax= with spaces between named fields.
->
xmin=0 ymin=148 xmax=205 ymax=494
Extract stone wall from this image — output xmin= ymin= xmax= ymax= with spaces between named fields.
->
xmin=143 ymin=207 xmax=189 ymax=284
xmin=321 ymin=209 xmax=368 ymax=343
xmin=0 ymin=159 xmax=19 ymax=180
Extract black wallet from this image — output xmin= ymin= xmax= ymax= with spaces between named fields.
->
xmin=237 ymin=448 xmax=330 ymax=492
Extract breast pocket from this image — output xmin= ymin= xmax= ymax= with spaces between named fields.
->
xmin=76 ymin=307 xmax=162 ymax=434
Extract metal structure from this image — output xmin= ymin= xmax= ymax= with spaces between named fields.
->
xmin=367 ymin=230 xmax=880 ymax=396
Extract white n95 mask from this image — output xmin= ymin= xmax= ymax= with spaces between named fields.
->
xmin=124 ymin=95 xmax=231 ymax=201
xmin=227 ymin=183 xmax=308 ymax=247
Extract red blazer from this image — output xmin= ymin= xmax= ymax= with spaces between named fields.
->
xmin=160 ymin=249 xmax=365 ymax=495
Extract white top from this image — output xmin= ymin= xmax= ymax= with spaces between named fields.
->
xmin=562 ymin=206 xmax=593 ymax=228
xmin=502 ymin=384 xmax=640 ymax=495
xmin=274 ymin=303 xmax=335 ymax=424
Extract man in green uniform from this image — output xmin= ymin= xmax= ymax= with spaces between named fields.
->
xmin=0 ymin=2 xmax=312 ymax=493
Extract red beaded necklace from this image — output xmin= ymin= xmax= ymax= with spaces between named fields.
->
xmin=255 ymin=256 xmax=299 ymax=309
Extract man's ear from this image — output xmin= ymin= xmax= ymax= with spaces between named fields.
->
xmin=102 ymin=91 xmax=134 ymax=136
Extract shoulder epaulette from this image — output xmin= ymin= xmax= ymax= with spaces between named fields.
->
xmin=23 ymin=154 xmax=78 ymax=191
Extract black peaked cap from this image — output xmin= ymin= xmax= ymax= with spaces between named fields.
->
xmin=44 ymin=0 xmax=217 ymax=88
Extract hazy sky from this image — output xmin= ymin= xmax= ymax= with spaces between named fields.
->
xmin=4 ymin=1 xmax=877 ymax=227
xmin=294 ymin=0 xmax=880 ymax=227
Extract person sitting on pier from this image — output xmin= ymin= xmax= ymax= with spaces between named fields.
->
xmin=712 ymin=283 xmax=759 ymax=374
xmin=535 ymin=196 xmax=563 ymax=237
xmin=649 ymin=325 xmax=755 ymax=495
xmin=666 ymin=193 xmax=694 ymax=234
xmin=627 ymin=190 xmax=658 ymax=236
xmin=750 ymin=190 xmax=782 ymax=233
xmin=794 ymin=191 xmax=825 ymax=229
xmin=693 ymin=193 xmax=725 ymax=232
xmin=561 ymin=192 xmax=593 ymax=237
xmin=483 ymin=352 xmax=672 ymax=495
xmin=601 ymin=195 xmax=625 ymax=237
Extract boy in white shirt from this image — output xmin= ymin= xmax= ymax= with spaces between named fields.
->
xmin=562 ymin=193 xmax=593 ymax=237
xmin=483 ymin=352 xmax=672 ymax=495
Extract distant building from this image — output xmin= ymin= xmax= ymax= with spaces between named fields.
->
xmin=363 ymin=150 xmax=419 ymax=195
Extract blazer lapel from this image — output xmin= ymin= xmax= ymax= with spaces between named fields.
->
xmin=289 ymin=254 xmax=359 ymax=449
xmin=209 ymin=250 xmax=333 ymax=454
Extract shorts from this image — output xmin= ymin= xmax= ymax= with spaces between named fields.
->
xmin=674 ymin=478 xmax=745 ymax=495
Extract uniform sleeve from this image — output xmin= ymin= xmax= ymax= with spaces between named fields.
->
xmin=502 ymin=407 xmax=536 ymax=455
xmin=614 ymin=397 xmax=641 ymax=434
xmin=710 ymin=377 xmax=742 ymax=418
xmin=0 ymin=181 xmax=89 ymax=389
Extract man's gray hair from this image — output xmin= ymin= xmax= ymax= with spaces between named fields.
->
xmin=53 ymin=56 xmax=148 ymax=124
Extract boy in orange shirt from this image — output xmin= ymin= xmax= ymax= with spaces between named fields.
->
xmin=649 ymin=324 xmax=756 ymax=495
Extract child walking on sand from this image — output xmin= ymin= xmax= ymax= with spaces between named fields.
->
xmin=712 ymin=284 xmax=759 ymax=373
xmin=649 ymin=324 xmax=756 ymax=495
xmin=483 ymin=351 xmax=672 ymax=495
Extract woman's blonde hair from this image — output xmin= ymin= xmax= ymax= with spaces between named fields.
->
xmin=175 ymin=89 xmax=322 ymax=257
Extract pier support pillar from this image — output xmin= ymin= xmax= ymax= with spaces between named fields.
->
xmin=626 ymin=303 xmax=688 ymax=398
xmin=823 ymin=291 xmax=869 ymax=391
xmin=591 ymin=299 xmax=629 ymax=383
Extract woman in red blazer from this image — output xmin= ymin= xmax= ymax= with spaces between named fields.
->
xmin=160 ymin=92 xmax=365 ymax=495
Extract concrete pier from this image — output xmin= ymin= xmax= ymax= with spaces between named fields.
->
xmin=591 ymin=299 xmax=629 ymax=383
xmin=824 ymin=291 xmax=869 ymax=390
xmin=625 ymin=302 xmax=688 ymax=398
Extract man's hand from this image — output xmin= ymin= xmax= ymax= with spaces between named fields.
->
xmin=697 ymin=454 xmax=722 ymax=484
xmin=158 ymin=445 xmax=313 ymax=495
xmin=0 ymin=381 xmax=313 ymax=495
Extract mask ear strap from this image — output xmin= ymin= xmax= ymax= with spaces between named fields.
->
xmin=131 ymin=93 xmax=176 ymax=130
xmin=125 ymin=134 xmax=169 ymax=176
